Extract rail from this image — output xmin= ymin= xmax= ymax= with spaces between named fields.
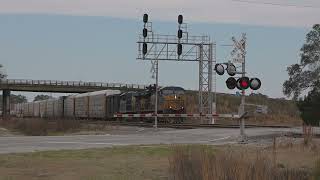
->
xmin=0 ymin=79 xmax=147 ymax=90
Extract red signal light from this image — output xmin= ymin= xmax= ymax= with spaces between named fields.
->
xmin=241 ymin=81 xmax=248 ymax=88
xmin=237 ymin=77 xmax=250 ymax=90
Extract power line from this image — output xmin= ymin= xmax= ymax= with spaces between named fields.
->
xmin=231 ymin=0 xmax=320 ymax=9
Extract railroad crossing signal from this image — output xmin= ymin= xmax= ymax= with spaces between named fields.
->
xmin=226 ymin=77 xmax=237 ymax=89
xmin=250 ymin=78 xmax=261 ymax=90
xmin=215 ymin=63 xmax=261 ymax=90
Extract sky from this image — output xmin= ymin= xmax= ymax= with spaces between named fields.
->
xmin=0 ymin=0 xmax=319 ymax=100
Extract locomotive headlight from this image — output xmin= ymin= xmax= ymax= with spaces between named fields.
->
xmin=174 ymin=95 xmax=177 ymax=99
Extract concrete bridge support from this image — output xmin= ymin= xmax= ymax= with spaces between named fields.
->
xmin=2 ymin=90 xmax=10 ymax=119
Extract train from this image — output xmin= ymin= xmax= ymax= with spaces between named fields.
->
xmin=12 ymin=86 xmax=186 ymax=122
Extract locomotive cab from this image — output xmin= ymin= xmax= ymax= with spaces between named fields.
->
xmin=159 ymin=86 xmax=186 ymax=114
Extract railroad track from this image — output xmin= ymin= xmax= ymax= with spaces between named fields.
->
xmin=82 ymin=120 xmax=291 ymax=129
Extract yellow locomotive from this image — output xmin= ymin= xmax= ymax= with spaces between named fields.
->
xmin=159 ymin=86 xmax=185 ymax=114
xmin=119 ymin=86 xmax=186 ymax=116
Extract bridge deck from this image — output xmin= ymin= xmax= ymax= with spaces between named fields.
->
xmin=0 ymin=79 xmax=147 ymax=93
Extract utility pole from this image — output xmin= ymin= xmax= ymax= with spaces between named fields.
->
xmin=154 ymin=60 xmax=159 ymax=129
xmin=240 ymin=46 xmax=246 ymax=142
xmin=239 ymin=34 xmax=247 ymax=142
xmin=229 ymin=33 xmax=247 ymax=142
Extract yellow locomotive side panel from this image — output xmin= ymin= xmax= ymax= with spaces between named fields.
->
xmin=161 ymin=94 xmax=186 ymax=113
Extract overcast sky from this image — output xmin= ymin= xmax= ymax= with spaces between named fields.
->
xmin=0 ymin=0 xmax=320 ymax=27
xmin=0 ymin=0 xmax=319 ymax=100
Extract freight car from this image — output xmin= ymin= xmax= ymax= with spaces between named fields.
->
xmin=12 ymin=86 xmax=186 ymax=122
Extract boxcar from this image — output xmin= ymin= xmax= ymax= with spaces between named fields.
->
xmin=74 ymin=90 xmax=121 ymax=119
xmin=64 ymin=95 xmax=76 ymax=118
xmin=88 ymin=90 xmax=121 ymax=119
xmin=33 ymin=101 xmax=40 ymax=117
xmin=39 ymin=100 xmax=47 ymax=118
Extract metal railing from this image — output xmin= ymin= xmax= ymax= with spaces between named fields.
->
xmin=0 ymin=79 xmax=147 ymax=90
xmin=138 ymin=34 xmax=211 ymax=45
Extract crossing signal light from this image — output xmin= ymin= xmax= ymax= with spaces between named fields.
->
xmin=237 ymin=77 xmax=250 ymax=90
xmin=250 ymin=78 xmax=261 ymax=90
xmin=226 ymin=63 xmax=236 ymax=76
xmin=177 ymin=44 xmax=182 ymax=56
xmin=143 ymin=28 xmax=148 ymax=38
xmin=143 ymin=43 xmax=148 ymax=55
xmin=226 ymin=77 xmax=237 ymax=90
xmin=178 ymin=15 xmax=183 ymax=24
xmin=178 ymin=29 xmax=183 ymax=39
xmin=143 ymin=14 xmax=148 ymax=23
xmin=215 ymin=64 xmax=225 ymax=75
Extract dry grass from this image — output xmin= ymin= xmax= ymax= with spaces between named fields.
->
xmin=0 ymin=144 xmax=318 ymax=180
xmin=0 ymin=118 xmax=81 ymax=136
xmin=313 ymin=159 xmax=320 ymax=179
xmin=303 ymin=125 xmax=314 ymax=146
xmin=0 ymin=145 xmax=171 ymax=180
xmin=185 ymin=91 xmax=302 ymax=126
xmin=169 ymin=144 xmax=318 ymax=180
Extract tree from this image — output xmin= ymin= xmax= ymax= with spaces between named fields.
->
xmin=0 ymin=94 xmax=27 ymax=108
xmin=33 ymin=95 xmax=52 ymax=102
xmin=283 ymin=24 xmax=320 ymax=125
xmin=10 ymin=95 xmax=28 ymax=104
xmin=283 ymin=24 xmax=320 ymax=99
xmin=297 ymin=86 xmax=320 ymax=126
xmin=0 ymin=64 xmax=7 ymax=79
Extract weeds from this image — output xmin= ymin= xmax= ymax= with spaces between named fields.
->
xmin=303 ymin=125 xmax=314 ymax=146
xmin=169 ymin=145 xmax=310 ymax=180
xmin=0 ymin=118 xmax=80 ymax=136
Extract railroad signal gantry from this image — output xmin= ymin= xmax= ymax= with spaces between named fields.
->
xmin=137 ymin=14 xmax=217 ymax=124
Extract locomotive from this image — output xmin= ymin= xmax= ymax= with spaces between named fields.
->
xmin=119 ymin=86 xmax=186 ymax=114
xmin=12 ymin=86 xmax=186 ymax=122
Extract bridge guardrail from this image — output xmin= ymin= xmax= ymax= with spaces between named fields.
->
xmin=0 ymin=79 xmax=147 ymax=90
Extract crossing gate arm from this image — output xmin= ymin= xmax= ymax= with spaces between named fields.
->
xmin=114 ymin=113 xmax=240 ymax=119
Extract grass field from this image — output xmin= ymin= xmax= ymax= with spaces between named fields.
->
xmin=0 ymin=142 xmax=319 ymax=180
xmin=0 ymin=146 xmax=171 ymax=180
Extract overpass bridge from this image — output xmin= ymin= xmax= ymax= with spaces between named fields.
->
xmin=0 ymin=79 xmax=147 ymax=118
